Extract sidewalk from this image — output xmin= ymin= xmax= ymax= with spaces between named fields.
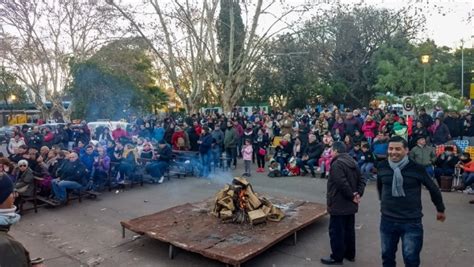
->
xmin=10 ymin=163 xmax=474 ymax=267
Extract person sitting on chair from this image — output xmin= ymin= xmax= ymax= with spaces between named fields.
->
xmin=91 ymin=147 xmax=110 ymax=191
xmin=51 ymin=152 xmax=88 ymax=204
xmin=145 ymin=140 xmax=172 ymax=184
xmin=13 ymin=160 xmax=35 ymax=207
xmin=434 ymin=146 xmax=459 ymax=187
xmin=453 ymin=152 xmax=474 ymax=193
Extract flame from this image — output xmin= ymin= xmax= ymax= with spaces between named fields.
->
xmin=239 ymin=189 xmax=247 ymax=210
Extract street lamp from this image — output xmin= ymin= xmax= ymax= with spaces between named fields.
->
xmin=421 ymin=55 xmax=430 ymax=93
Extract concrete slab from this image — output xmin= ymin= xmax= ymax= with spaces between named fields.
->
xmin=7 ymin=163 xmax=474 ymax=267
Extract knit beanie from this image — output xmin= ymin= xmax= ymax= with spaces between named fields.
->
xmin=0 ymin=175 xmax=14 ymax=204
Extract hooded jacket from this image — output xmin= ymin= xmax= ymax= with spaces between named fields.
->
xmin=327 ymin=153 xmax=365 ymax=215
xmin=0 ymin=208 xmax=31 ymax=267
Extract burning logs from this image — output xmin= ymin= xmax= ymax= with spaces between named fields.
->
xmin=211 ymin=177 xmax=285 ymax=225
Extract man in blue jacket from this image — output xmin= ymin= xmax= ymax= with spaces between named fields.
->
xmin=198 ymin=126 xmax=213 ymax=178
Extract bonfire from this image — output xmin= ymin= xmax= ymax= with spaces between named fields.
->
xmin=211 ymin=177 xmax=285 ymax=225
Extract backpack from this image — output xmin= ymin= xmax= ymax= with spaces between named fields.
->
xmin=177 ymin=136 xmax=186 ymax=149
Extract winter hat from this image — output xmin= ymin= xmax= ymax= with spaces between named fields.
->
xmin=158 ymin=140 xmax=167 ymax=145
xmin=414 ymin=135 xmax=426 ymax=143
xmin=0 ymin=175 xmax=14 ymax=204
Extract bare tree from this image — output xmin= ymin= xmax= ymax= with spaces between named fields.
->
xmin=108 ymin=0 xmax=308 ymax=113
xmin=0 ymin=0 xmax=118 ymax=120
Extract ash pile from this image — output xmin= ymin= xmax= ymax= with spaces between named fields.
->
xmin=211 ymin=177 xmax=285 ymax=225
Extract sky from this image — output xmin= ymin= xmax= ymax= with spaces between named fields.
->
xmin=257 ymin=0 xmax=473 ymax=49
xmin=360 ymin=0 xmax=473 ymax=48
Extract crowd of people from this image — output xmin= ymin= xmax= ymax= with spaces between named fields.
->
xmin=1 ymin=105 xmax=474 ymax=207
xmin=1 ymin=104 xmax=474 ymax=266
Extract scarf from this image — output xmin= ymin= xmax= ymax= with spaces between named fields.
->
xmin=0 ymin=206 xmax=21 ymax=226
xmin=388 ymin=156 xmax=410 ymax=197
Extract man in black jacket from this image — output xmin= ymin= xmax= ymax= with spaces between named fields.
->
xmin=377 ymin=136 xmax=445 ymax=267
xmin=51 ymin=152 xmax=88 ymax=203
xmin=321 ymin=141 xmax=365 ymax=265
xmin=298 ymin=134 xmax=324 ymax=177
xmin=145 ymin=140 xmax=172 ymax=184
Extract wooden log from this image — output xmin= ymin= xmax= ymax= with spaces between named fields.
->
xmin=220 ymin=210 xmax=233 ymax=219
xmin=247 ymin=189 xmax=262 ymax=210
xmin=248 ymin=209 xmax=267 ymax=225
xmin=218 ymin=196 xmax=235 ymax=211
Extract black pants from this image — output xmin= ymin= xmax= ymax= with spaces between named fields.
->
xmin=225 ymin=147 xmax=237 ymax=167
xmin=256 ymin=153 xmax=265 ymax=168
xmin=329 ymin=214 xmax=356 ymax=262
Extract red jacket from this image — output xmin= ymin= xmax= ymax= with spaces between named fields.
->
xmin=112 ymin=128 xmax=128 ymax=141
xmin=43 ymin=132 xmax=55 ymax=142
xmin=462 ymin=160 xmax=474 ymax=173
xmin=171 ymin=131 xmax=187 ymax=150
xmin=362 ymin=120 xmax=377 ymax=138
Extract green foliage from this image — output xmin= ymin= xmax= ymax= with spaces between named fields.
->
xmin=373 ymin=38 xmax=458 ymax=98
xmin=0 ymin=67 xmax=29 ymax=107
xmin=216 ymin=0 xmax=245 ymax=75
xmin=413 ymin=92 xmax=465 ymax=112
xmin=69 ymin=37 xmax=168 ymax=120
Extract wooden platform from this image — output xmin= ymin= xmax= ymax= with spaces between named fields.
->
xmin=120 ymin=196 xmax=327 ymax=266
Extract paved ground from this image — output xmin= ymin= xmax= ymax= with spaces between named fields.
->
xmin=9 ymin=160 xmax=474 ymax=267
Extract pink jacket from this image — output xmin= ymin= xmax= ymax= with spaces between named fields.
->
xmin=321 ymin=148 xmax=332 ymax=161
xmin=362 ymin=120 xmax=377 ymax=138
xmin=242 ymin=145 xmax=253 ymax=161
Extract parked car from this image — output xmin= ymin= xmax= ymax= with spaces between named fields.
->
xmin=0 ymin=123 xmax=35 ymax=143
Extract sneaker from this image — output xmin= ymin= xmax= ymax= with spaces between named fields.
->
xmin=158 ymin=176 xmax=164 ymax=184
xmin=463 ymin=188 xmax=474 ymax=194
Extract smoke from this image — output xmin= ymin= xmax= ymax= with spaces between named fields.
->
xmin=182 ymin=153 xmax=234 ymax=186
xmin=208 ymin=169 xmax=234 ymax=185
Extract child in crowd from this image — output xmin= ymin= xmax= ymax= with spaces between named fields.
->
xmin=241 ymin=139 xmax=253 ymax=177
xmin=317 ymin=144 xmax=332 ymax=178
xmin=360 ymin=143 xmax=376 ymax=182
xmin=372 ymin=133 xmax=389 ymax=168
xmin=332 ymin=128 xmax=342 ymax=142
xmin=322 ymin=131 xmax=334 ymax=146
xmin=286 ymin=157 xmax=300 ymax=176
xmin=349 ymin=142 xmax=363 ymax=163
xmin=268 ymin=158 xmax=281 ymax=177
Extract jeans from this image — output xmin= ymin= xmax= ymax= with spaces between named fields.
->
xmin=425 ymin=166 xmax=434 ymax=178
xmin=360 ymin=162 xmax=374 ymax=182
xmin=328 ymin=214 xmax=356 ymax=262
xmin=52 ymin=179 xmax=84 ymax=202
xmin=146 ymin=161 xmax=169 ymax=179
xmin=380 ymin=217 xmax=424 ymax=267
xmin=462 ymin=172 xmax=474 ymax=187
xmin=211 ymin=146 xmax=221 ymax=168
xmin=298 ymin=158 xmax=318 ymax=175
xmin=200 ymin=151 xmax=211 ymax=177
xmin=244 ymin=160 xmax=251 ymax=175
